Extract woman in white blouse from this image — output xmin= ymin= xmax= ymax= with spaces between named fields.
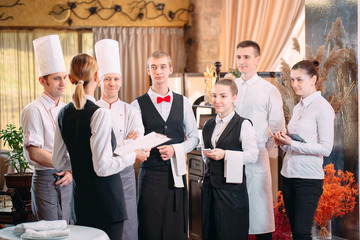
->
xmin=273 ymin=60 xmax=335 ymax=240
xmin=52 ymin=53 xmax=149 ymax=240
xmin=201 ymin=79 xmax=258 ymax=240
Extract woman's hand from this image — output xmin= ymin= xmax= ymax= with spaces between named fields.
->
xmin=275 ymin=131 xmax=292 ymax=146
xmin=135 ymin=148 xmax=150 ymax=163
xmin=203 ymin=148 xmax=225 ymax=161
xmin=270 ymin=132 xmax=283 ymax=146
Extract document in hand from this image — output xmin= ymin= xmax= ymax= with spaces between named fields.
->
xmin=114 ymin=131 xmax=171 ymax=156
xmin=287 ymin=133 xmax=306 ymax=143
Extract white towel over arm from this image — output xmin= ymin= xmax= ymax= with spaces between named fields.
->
xmin=170 ymin=144 xmax=187 ymax=188
xmin=224 ymin=120 xmax=259 ymax=183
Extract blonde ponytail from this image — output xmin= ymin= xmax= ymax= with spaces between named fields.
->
xmin=69 ymin=54 xmax=98 ymax=110
xmin=72 ymin=81 xmax=86 ymax=110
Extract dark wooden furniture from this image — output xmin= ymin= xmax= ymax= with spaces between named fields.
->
xmin=188 ymin=150 xmax=205 ymax=240
xmin=0 ymin=188 xmax=32 ymax=227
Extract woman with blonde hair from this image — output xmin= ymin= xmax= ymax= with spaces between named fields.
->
xmin=201 ymin=78 xmax=259 ymax=240
xmin=52 ymin=53 xmax=149 ymax=240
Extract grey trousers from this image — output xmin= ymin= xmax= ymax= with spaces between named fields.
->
xmin=120 ymin=166 xmax=138 ymax=240
xmin=31 ymin=169 xmax=72 ymax=223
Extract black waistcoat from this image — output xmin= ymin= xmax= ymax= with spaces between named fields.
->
xmin=202 ymin=113 xmax=248 ymax=190
xmin=137 ymin=92 xmax=184 ymax=168
xmin=58 ymin=100 xmax=126 ymax=224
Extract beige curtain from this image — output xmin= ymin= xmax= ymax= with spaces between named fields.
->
xmin=0 ymin=29 xmax=93 ymax=138
xmin=93 ymin=27 xmax=186 ymax=103
xmin=220 ymin=0 xmax=305 ymax=71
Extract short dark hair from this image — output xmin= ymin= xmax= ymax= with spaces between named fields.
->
xmin=42 ymin=74 xmax=49 ymax=81
xmin=215 ymin=78 xmax=238 ymax=96
xmin=236 ymin=40 xmax=261 ymax=56
xmin=291 ymin=60 xmax=319 ymax=82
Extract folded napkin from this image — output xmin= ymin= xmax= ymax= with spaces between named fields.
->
xmin=224 ymin=150 xmax=243 ymax=183
xmin=14 ymin=220 xmax=67 ymax=233
xmin=21 ymin=228 xmax=70 ymax=239
xmin=170 ymin=144 xmax=187 ymax=188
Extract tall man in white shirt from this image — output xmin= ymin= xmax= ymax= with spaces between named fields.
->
xmin=234 ymin=40 xmax=286 ymax=240
xmin=95 ymin=39 xmax=144 ymax=240
xmin=131 ymin=50 xmax=199 ymax=240
xmin=21 ymin=35 xmax=72 ymax=222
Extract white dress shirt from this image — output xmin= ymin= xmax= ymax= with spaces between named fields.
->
xmin=131 ymin=88 xmax=199 ymax=187
xmin=201 ymin=111 xmax=259 ymax=183
xmin=52 ymin=95 xmax=135 ymax=177
xmin=281 ymin=91 xmax=335 ymax=179
xmin=235 ymin=74 xmax=286 ymax=148
xmin=21 ymin=92 xmax=65 ymax=170
xmin=131 ymin=87 xmax=199 ymax=154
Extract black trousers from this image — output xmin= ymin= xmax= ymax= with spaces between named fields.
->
xmin=281 ymin=176 xmax=323 ymax=240
xmin=202 ymin=183 xmax=249 ymax=240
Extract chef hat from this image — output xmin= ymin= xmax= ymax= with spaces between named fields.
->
xmin=33 ymin=35 xmax=66 ymax=77
xmin=95 ymin=39 xmax=121 ymax=79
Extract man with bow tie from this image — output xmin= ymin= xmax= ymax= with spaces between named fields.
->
xmin=131 ymin=50 xmax=199 ymax=240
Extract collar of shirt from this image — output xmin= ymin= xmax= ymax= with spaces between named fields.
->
xmin=236 ymin=73 xmax=259 ymax=86
xmin=40 ymin=92 xmax=61 ymax=109
xmin=301 ymin=91 xmax=321 ymax=107
xmin=86 ymin=95 xmax=96 ymax=103
xmin=100 ymin=97 xmax=120 ymax=108
xmin=215 ymin=111 xmax=235 ymax=124
xmin=147 ymin=87 xmax=173 ymax=105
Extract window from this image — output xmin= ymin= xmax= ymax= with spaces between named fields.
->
xmin=0 ymin=29 xmax=93 ymax=148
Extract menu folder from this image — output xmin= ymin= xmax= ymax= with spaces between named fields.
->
xmin=287 ymin=133 xmax=306 ymax=143
xmin=114 ymin=131 xmax=171 ymax=156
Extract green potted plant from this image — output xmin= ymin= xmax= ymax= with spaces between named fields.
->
xmin=0 ymin=124 xmax=32 ymax=200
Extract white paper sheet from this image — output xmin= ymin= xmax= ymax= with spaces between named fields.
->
xmin=114 ymin=131 xmax=171 ymax=156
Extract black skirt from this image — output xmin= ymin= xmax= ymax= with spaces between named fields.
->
xmin=202 ymin=181 xmax=249 ymax=240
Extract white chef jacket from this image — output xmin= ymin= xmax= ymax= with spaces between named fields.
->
xmin=52 ymin=95 xmax=135 ymax=177
xmin=234 ymin=74 xmax=286 ymax=234
xmin=281 ymin=91 xmax=335 ymax=179
xmin=131 ymin=88 xmax=199 ymax=185
xmin=21 ymin=92 xmax=65 ymax=170
xmin=201 ymin=111 xmax=259 ymax=183
xmin=96 ymin=98 xmax=144 ymax=148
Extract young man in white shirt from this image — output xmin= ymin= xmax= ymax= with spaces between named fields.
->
xmin=21 ymin=35 xmax=72 ymax=222
xmin=131 ymin=50 xmax=199 ymax=240
xmin=95 ymin=39 xmax=144 ymax=240
xmin=234 ymin=40 xmax=286 ymax=240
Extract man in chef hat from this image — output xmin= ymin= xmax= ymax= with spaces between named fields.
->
xmin=21 ymin=35 xmax=72 ymax=222
xmin=95 ymin=38 xmax=144 ymax=240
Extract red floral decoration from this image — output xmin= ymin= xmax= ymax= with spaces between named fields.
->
xmin=314 ymin=164 xmax=358 ymax=227
xmin=264 ymin=164 xmax=358 ymax=239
